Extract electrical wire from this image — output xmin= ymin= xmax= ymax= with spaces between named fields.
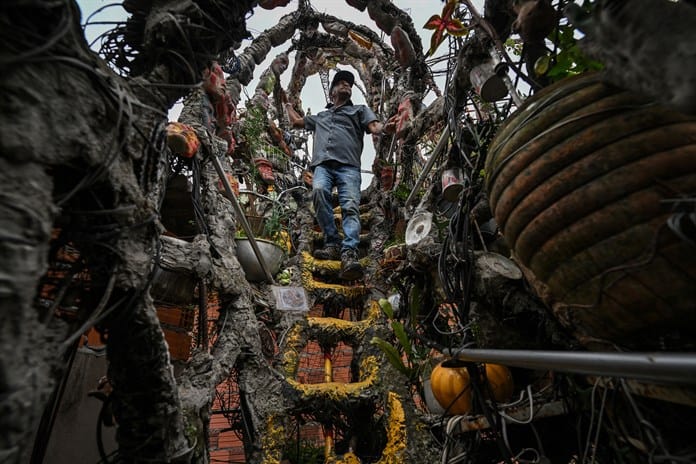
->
xmin=498 ymin=385 xmax=535 ymax=425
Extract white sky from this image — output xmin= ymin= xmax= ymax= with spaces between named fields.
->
xmin=77 ymin=0 xmax=485 ymax=187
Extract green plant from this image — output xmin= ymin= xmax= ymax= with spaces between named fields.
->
xmin=236 ymin=189 xmax=293 ymax=254
xmin=261 ymin=199 xmax=288 ymax=244
xmin=370 ymin=298 xmax=428 ymax=383
xmin=240 ymin=105 xmax=266 ymax=153
xmin=543 ymin=23 xmax=603 ymax=82
xmin=241 ymin=106 xmax=287 ymax=158
xmin=392 ymin=183 xmax=411 ymax=202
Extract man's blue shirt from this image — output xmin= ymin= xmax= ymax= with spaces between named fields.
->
xmin=305 ymin=102 xmax=378 ymax=169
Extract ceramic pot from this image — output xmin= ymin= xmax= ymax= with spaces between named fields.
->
xmin=235 ymin=238 xmax=285 ymax=282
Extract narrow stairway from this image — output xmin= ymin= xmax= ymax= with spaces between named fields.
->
xmin=267 ymin=198 xmax=408 ymax=463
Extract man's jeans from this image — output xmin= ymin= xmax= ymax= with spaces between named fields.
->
xmin=312 ymin=162 xmax=361 ymax=252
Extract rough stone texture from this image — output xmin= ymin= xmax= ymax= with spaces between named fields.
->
xmin=0 ymin=0 xmax=255 ymax=461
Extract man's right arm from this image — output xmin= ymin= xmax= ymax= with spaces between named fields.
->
xmin=285 ymin=103 xmax=305 ymax=129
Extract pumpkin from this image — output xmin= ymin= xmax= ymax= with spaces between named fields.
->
xmin=483 ymin=363 xmax=515 ymax=402
xmin=430 ymin=359 xmax=514 ymax=414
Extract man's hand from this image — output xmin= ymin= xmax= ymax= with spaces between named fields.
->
xmin=368 ymin=114 xmax=399 ymax=137
xmin=285 ymin=103 xmax=305 ymax=129
xmin=382 ymin=114 xmax=399 ymax=135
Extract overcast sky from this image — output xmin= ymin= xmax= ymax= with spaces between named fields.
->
xmin=77 ymin=0 xmax=485 ymax=187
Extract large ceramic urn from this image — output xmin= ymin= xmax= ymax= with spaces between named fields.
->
xmin=484 ymin=73 xmax=696 ymax=350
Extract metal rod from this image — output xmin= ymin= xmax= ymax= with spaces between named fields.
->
xmin=405 ymin=124 xmax=450 ymax=208
xmin=197 ymin=278 xmax=208 ymax=350
xmin=444 ymin=348 xmax=696 ymax=385
xmin=211 ymin=155 xmax=275 ymax=283
xmin=500 ymin=73 xmax=524 ymax=107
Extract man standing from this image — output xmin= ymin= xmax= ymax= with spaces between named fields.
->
xmin=286 ymin=69 xmax=394 ymax=280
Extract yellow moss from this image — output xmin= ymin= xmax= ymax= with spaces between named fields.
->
xmin=309 ymin=254 xmax=343 ymax=272
xmin=260 ymin=415 xmax=285 ymax=464
xmin=286 ymin=355 xmax=379 ymax=401
xmin=331 ymin=451 xmax=362 ymax=464
xmin=301 ymin=251 xmax=370 ymax=273
xmin=365 ymin=300 xmax=383 ymax=321
xmin=306 ymin=316 xmax=371 ymax=340
xmin=287 ymin=379 xmax=367 ymax=400
xmin=300 ymin=254 xmax=368 ymax=298
xmin=359 ymin=354 xmax=380 ymax=381
xmin=271 ymin=295 xmax=409 ymax=464
xmin=307 ymin=316 xmax=360 ymax=330
xmin=282 ymin=323 xmax=306 ymax=377
xmin=275 ymin=230 xmax=292 ymax=253
xmin=376 ymin=392 xmax=407 ymax=464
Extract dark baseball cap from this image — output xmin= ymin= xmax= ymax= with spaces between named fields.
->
xmin=330 ymin=70 xmax=355 ymax=92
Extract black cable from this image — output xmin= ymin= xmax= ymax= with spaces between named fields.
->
xmin=96 ymin=395 xmax=114 ymax=464
xmin=467 ymin=363 xmax=515 ymax=464
xmin=29 ymin=338 xmax=81 ymax=464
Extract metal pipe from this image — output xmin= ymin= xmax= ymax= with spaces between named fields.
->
xmin=197 ymin=278 xmax=208 ymax=350
xmin=211 ymin=155 xmax=275 ymax=283
xmin=238 ymin=185 xmax=308 ymax=204
xmin=405 ymin=124 xmax=450 ymax=208
xmin=324 ymin=351 xmax=333 ymax=383
xmin=444 ymin=348 xmax=696 ymax=385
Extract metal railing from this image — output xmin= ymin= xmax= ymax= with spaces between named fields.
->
xmin=444 ymin=348 xmax=696 ymax=385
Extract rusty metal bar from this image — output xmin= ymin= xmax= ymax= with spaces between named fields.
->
xmin=405 ymin=124 xmax=450 ymax=208
xmin=444 ymin=348 xmax=696 ymax=385
xmin=197 ymin=279 xmax=208 ymax=350
xmin=211 ymin=154 xmax=275 ymax=283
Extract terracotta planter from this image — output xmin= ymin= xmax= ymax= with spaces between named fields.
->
xmin=485 ymin=72 xmax=696 ymax=349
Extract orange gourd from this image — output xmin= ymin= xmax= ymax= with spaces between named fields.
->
xmin=484 ymin=363 xmax=515 ymax=402
xmin=430 ymin=359 xmax=514 ymax=415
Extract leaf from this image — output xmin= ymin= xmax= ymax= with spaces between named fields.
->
xmin=534 ymin=54 xmax=551 ymax=76
xmin=408 ymin=281 xmax=423 ymax=323
xmin=391 ymin=321 xmax=413 ymax=358
xmin=429 ymin=30 xmax=446 ymax=56
xmin=423 ymin=0 xmax=465 ymax=56
xmin=348 ymin=29 xmax=372 ymax=49
xmin=445 ymin=18 xmax=467 ymax=36
xmin=378 ymin=298 xmax=394 ymax=319
xmin=371 ymin=337 xmax=411 ymax=377
xmin=441 ymin=0 xmax=458 ymax=21
xmin=424 ymin=14 xmax=444 ymax=30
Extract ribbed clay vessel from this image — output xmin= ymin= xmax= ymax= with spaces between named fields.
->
xmin=484 ymin=72 xmax=696 ymax=350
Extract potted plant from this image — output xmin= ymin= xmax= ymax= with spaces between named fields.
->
xmin=235 ymin=189 xmax=293 ymax=282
